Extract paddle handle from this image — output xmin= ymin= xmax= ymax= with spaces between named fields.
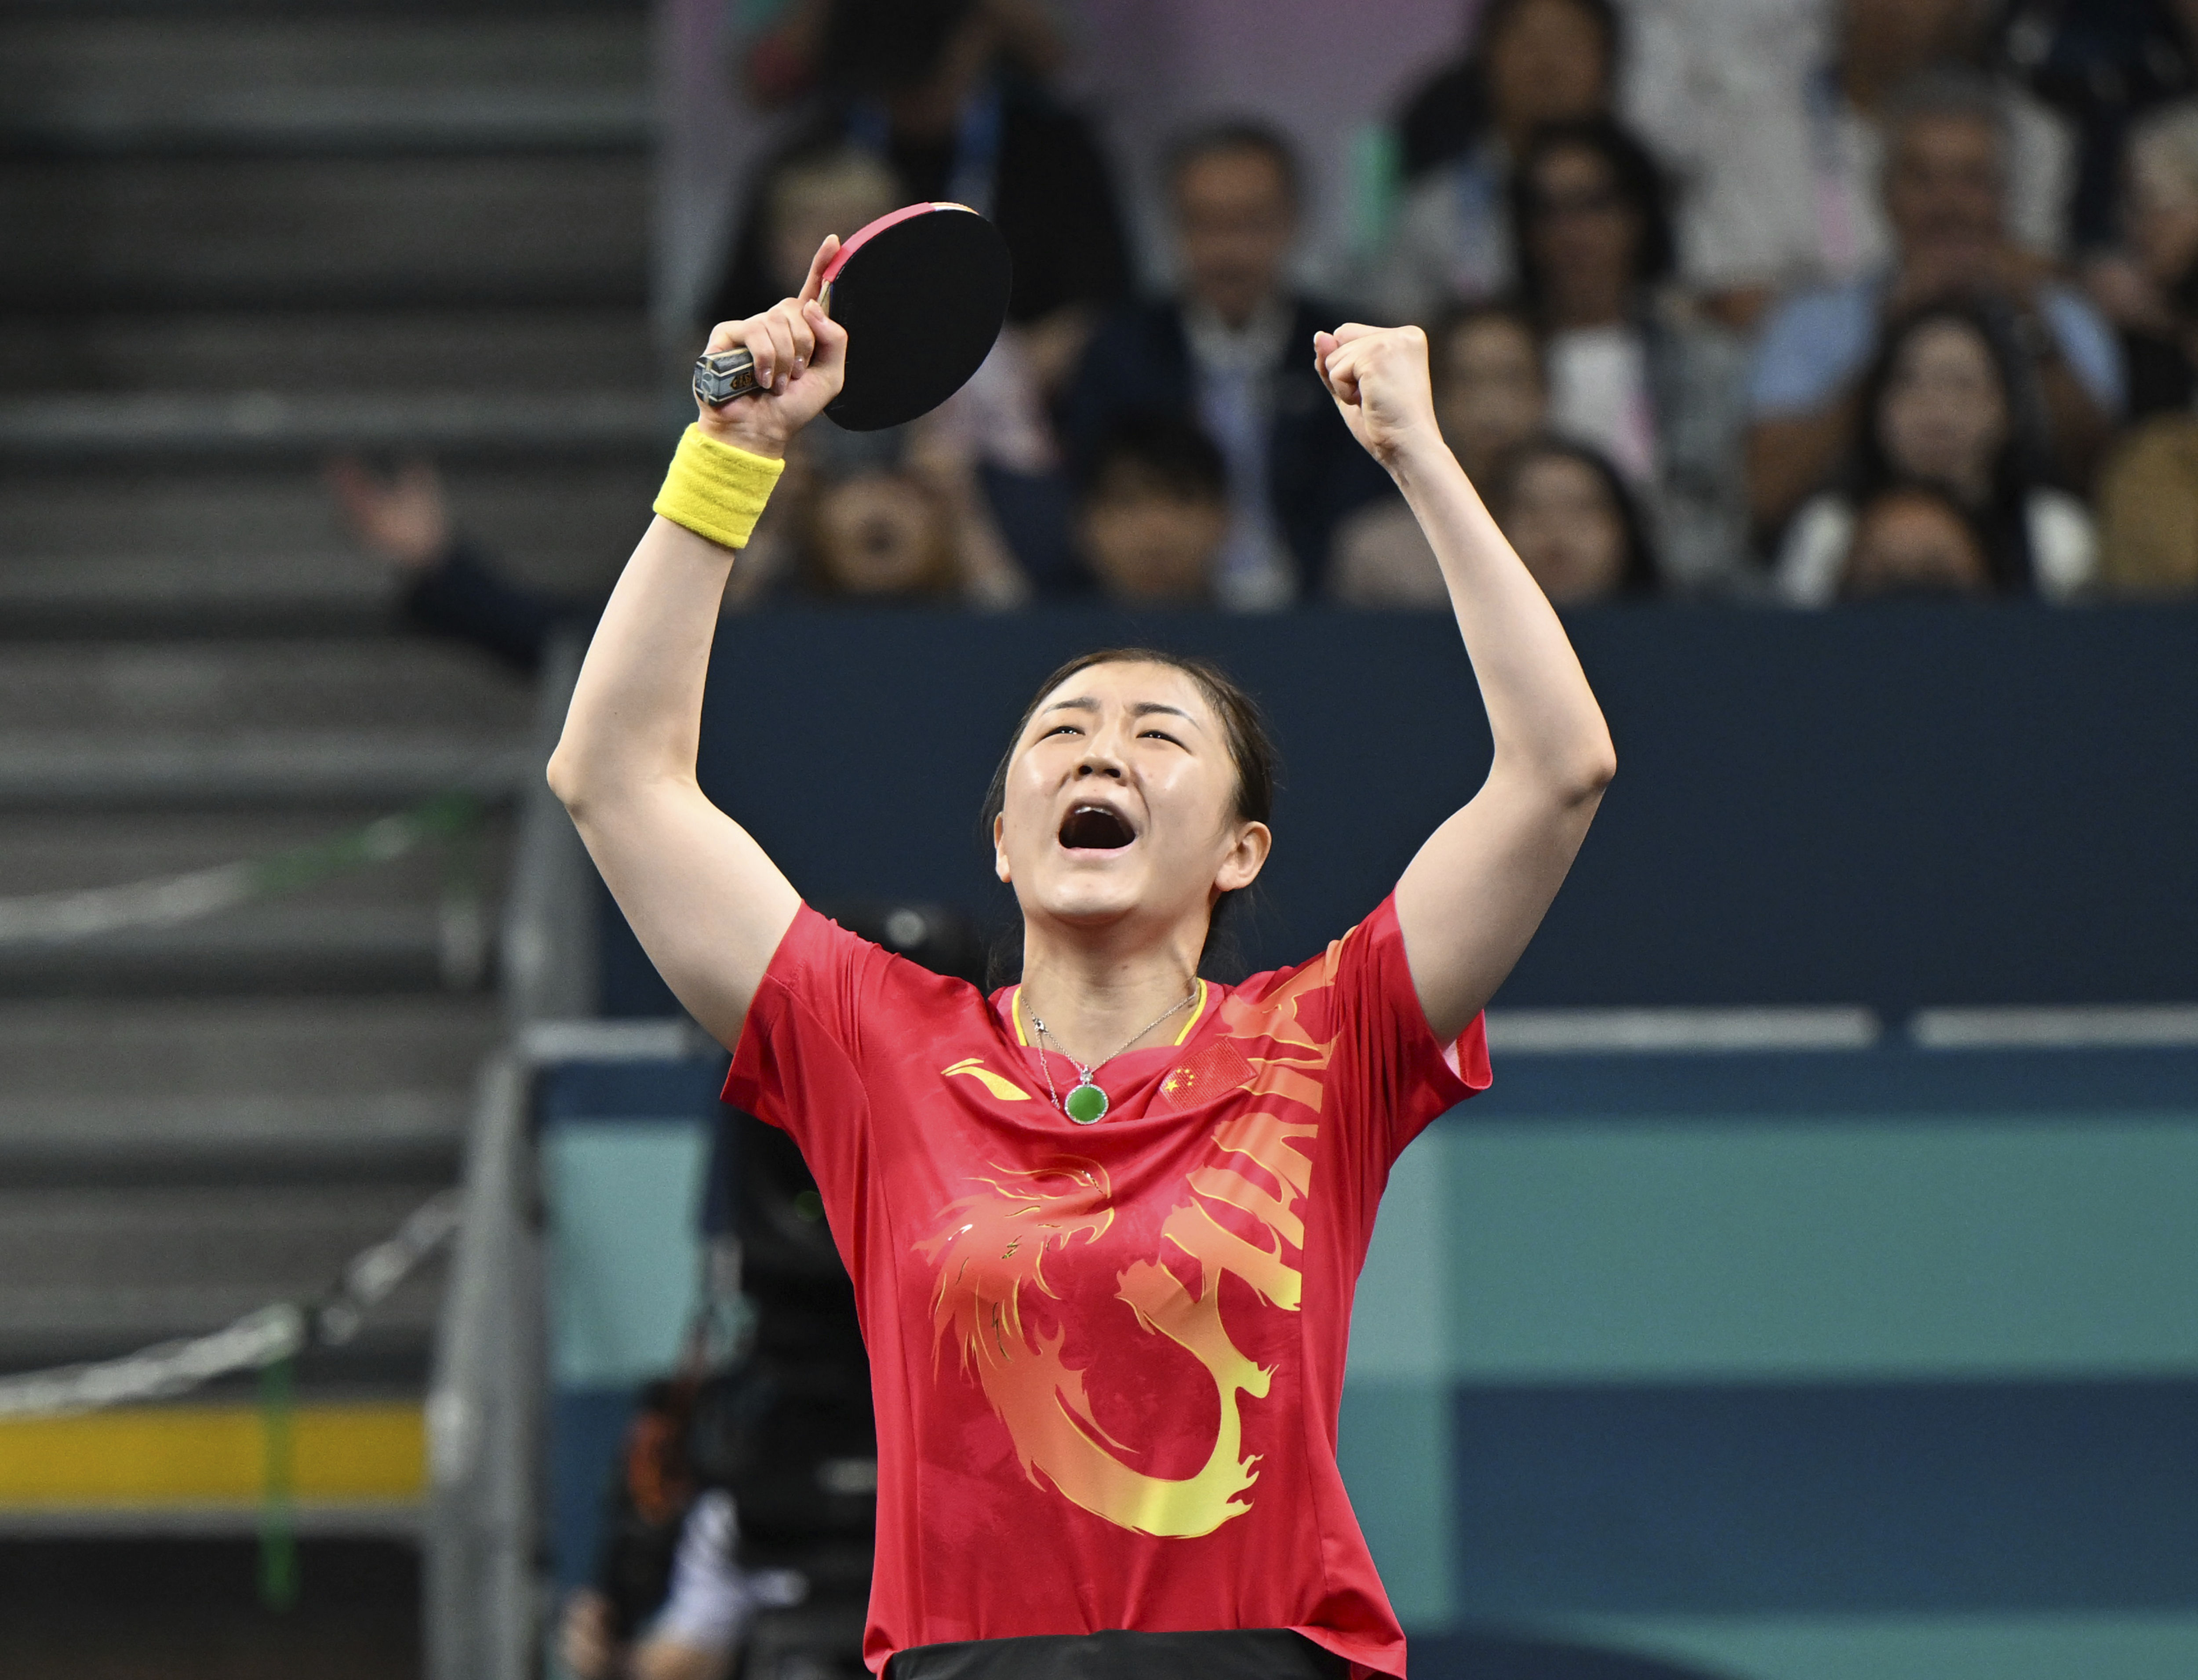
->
xmin=692 ymin=348 xmax=760 ymax=408
xmin=693 ymin=282 xmax=838 ymax=407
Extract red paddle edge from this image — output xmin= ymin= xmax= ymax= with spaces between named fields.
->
xmin=817 ymin=201 xmax=975 ymax=300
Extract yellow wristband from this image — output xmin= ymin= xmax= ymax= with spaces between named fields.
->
xmin=652 ymin=424 xmax=786 ymax=551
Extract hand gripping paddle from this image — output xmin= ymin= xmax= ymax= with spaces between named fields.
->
xmin=692 ymin=202 xmax=1013 ymax=432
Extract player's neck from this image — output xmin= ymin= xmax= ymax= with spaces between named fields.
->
xmin=1017 ymin=921 xmax=1202 ymax=1069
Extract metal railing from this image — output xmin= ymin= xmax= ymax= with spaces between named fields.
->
xmin=424 ymin=633 xmax=592 ymax=1680
xmin=424 ymin=1051 xmax=542 ymax=1680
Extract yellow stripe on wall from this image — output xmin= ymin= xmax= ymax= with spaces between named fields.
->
xmin=0 ymin=1402 xmax=424 ymax=1505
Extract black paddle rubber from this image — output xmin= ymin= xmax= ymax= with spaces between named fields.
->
xmin=819 ymin=203 xmax=1013 ymax=432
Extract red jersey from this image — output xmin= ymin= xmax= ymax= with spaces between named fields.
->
xmin=724 ymin=895 xmax=1490 ymax=1678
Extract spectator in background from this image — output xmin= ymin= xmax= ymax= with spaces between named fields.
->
xmin=1329 ymin=303 xmax=1549 ymax=605
xmin=1836 ymin=482 xmax=1995 ymax=597
xmin=1377 ymin=0 xmax=1619 ymax=323
xmin=715 ymin=143 xmax=899 ymax=324
xmin=327 ymin=457 xmax=571 ymax=673
xmin=1991 ymin=0 xmax=2198 ymax=254
xmin=1772 ymin=302 xmax=2095 ymax=603
xmin=1823 ymin=0 xmax=2076 ymax=271
xmin=730 ymin=0 xmax=1070 ymax=113
xmin=332 ymin=436 xmax=1026 ymax=655
xmin=2094 ymin=194 xmax=2198 ymax=593
xmin=797 ymin=463 xmax=964 ymax=600
xmin=2088 ymin=101 xmax=2198 ymax=415
xmin=1620 ymin=0 xmax=2066 ymax=327
xmin=1748 ymin=70 xmax=2122 ymax=536
xmin=709 ymin=0 xmax=1131 ymax=398
xmin=722 ymin=425 xmax=1030 ymax=607
xmin=1616 ymin=0 xmax=1830 ymax=325
xmin=1511 ymin=116 xmax=1752 ymax=591
xmin=1063 ymin=122 xmax=1392 ymax=607
xmin=1072 ymin=415 xmax=1230 ymax=605
xmin=1495 ymin=436 xmax=1661 ymax=602
xmin=2084 ymin=110 xmax=2198 ymax=598
xmin=562 ymin=1488 xmax=800 ymax=1680
xmin=1424 ymin=303 xmax=1554 ymax=485
xmin=2096 ymin=405 xmax=2198 ymax=594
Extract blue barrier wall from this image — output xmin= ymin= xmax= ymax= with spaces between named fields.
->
xmin=1344 ymin=1046 xmax=2198 ymax=1680
xmin=604 ymin=604 xmax=2198 ymax=1016
xmin=538 ymin=1058 xmax=729 ymax=1593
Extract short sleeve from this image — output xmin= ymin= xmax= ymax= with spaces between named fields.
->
xmin=2040 ymin=285 xmax=2126 ymax=414
xmin=1332 ymin=895 xmax=1489 ymax=1160
xmin=1233 ymin=895 xmax=1489 ymax=1186
xmin=721 ymin=904 xmax=968 ymax=1170
xmin=1748 ymin=282 xmax=1871 ymax=415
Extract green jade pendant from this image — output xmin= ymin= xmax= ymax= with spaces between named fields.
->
xmin=1063 ymin=1081 xmax=1110 ymax=1124
xmin=1028 ymin=987 xmax=1197 ymax=1126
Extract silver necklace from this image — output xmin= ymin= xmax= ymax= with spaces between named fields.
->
xmin=1026 ymin=985 xmax=1198 ymax=1124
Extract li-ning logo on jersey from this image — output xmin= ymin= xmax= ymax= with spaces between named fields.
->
xmin=915 ymin=941 xmax=1341 ymax=1538
xmin=941 ymin=1057 xmax=1030 ymax=1101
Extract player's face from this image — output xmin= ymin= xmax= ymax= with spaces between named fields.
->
xmin=994 ymin=662 xmax=1269 ymax=937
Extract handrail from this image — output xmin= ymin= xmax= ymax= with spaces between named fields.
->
xmin=423 ymin=1053 xmax=538 ymax=1680
xmin=425 ymin=630 xmax=591 ymax=1680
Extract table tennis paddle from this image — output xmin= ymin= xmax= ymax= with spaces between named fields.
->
xmin=693 ymin=202 xmax=1013 ymax=433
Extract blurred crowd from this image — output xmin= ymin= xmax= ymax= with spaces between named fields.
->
xmin=345 ymin=0 xmax=2198 ymax=623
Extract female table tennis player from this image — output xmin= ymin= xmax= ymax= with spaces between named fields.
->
xmin=549 ymin=235 xmax=1615 ymax=1680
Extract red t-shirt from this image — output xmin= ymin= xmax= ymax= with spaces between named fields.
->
xmin=723 ymin=895 xmax=1490 ymax=1678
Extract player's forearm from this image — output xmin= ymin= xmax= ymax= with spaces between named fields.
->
xmin=1389 ymin=435 xmax=1616 ymax=802
xmin=552 ymin=260 xmax=838 ymax=819
xmin=547 ymin=515 xmax=740 ymax=815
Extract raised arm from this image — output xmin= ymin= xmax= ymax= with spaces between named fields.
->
xmin=546 ymin=240 xmax=847 ymax=1046
xmin=1314 ymin=324 xmax=1616 ymax=1043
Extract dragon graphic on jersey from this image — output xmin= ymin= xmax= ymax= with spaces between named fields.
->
xmin=916 ymin=937 xmax=1345 ymax=1537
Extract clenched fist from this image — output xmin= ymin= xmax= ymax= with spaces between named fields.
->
xmin=1313 ymin=323 xmax=1441 ymax=470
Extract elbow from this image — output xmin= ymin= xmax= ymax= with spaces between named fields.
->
xmin=546 ymin=738 xmax=689 ymax=821
xmin=1587 ymin=733 xmax=1619 ymax=792
xmin=1562 ymin=731 xmax=1618 ymax=805
xmin=1493 ymin=726 xmax=1616 ymax=808
xmin=544 ymin=743 xmax=587 ymax=817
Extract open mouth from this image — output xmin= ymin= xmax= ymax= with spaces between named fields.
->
xmin=1058 ymin=804 xmax=1135 ymax=851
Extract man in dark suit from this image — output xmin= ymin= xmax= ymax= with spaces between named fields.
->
xmin=1062 ymin=122 xmax=1393 ymax=606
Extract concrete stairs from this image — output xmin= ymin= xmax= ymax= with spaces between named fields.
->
xmin=0 ymin=0 xmax=666 ymax=638
xmin=0 ymin=0 xmax=654 ymax=1571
